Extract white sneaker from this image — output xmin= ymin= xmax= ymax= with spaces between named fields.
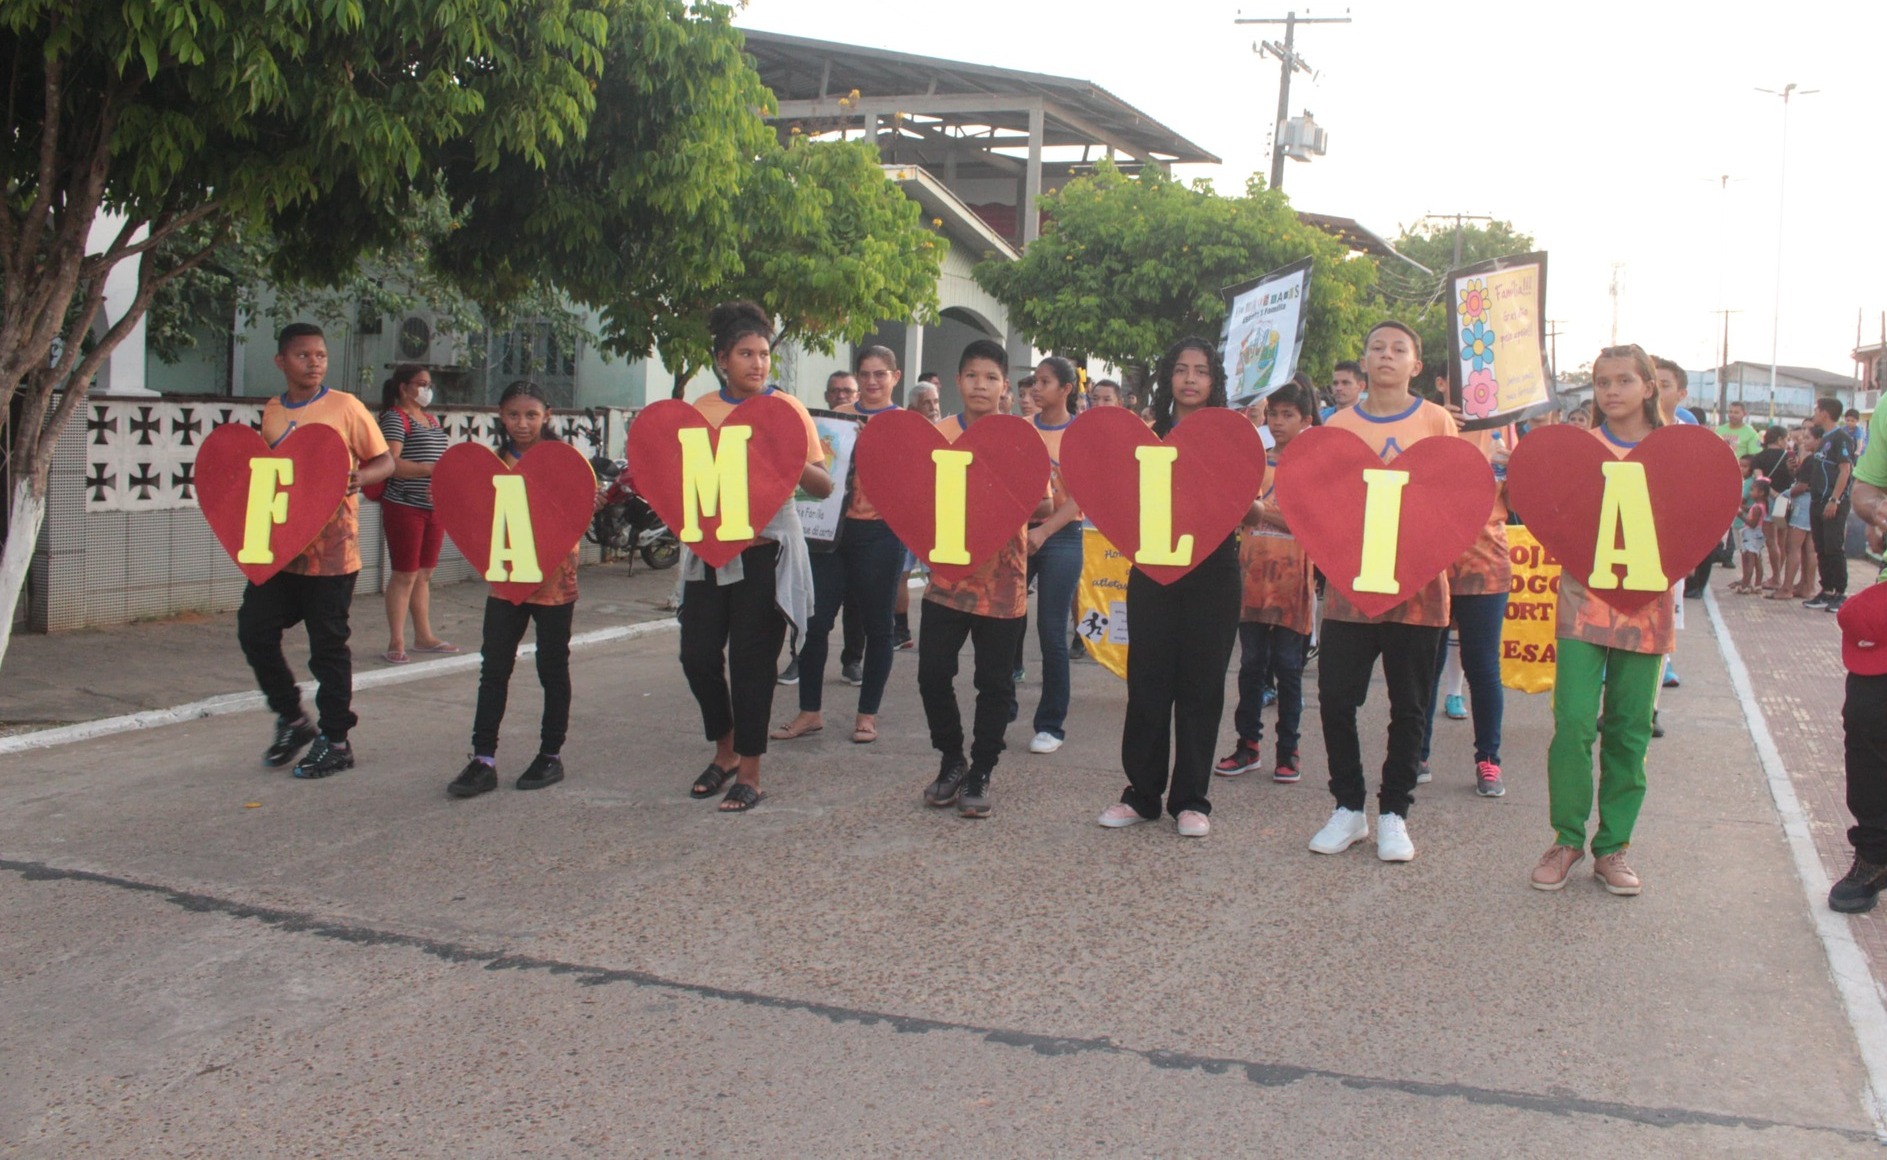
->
xmin=1176 ymin=810 xmax=1210 ymax=837
xmin=1028 ymin=731 xmax=1064 ymax=754
xmin=1098 ymin=803 xmax=1152 ymax=828
xmin=1308 ymin=807 xmax=1368 ymax=854
xmin=1377 ymin=813 xmax=1415 ymax=862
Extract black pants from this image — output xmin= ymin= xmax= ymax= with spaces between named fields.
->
xmin=1120 ymin=548 xmax=1241 ymax=819
xmin=1318 ymin=618 xmax=1445 ymax=818
xmin=237 ymin=571 xmax=358 ymax=740
xmin=680 ymin=543 xmax=787 ymax=758
xmin=1845 ymin=672 xmax=1887 ymax=864
xmin=472 ymin=597 xmax=574 ymax=758
xmin=917 ymin=601 xmax=1026 ymax=772
xmin=1812 ymin=493 xmax=1852 ymax=596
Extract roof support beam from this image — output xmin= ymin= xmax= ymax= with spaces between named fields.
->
xmin=773 ymin=93 xmax=1042 ymax=120
xmin=1023 ymin=103 xmax=1044 ymax=245
xmin=1041 ymin=99 xmax=1156 ymax=167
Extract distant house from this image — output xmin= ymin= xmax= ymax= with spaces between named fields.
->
xmin=1687 ymin=361 xmax=1858 ymax=424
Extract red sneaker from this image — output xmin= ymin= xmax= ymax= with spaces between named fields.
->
xmin=1214 ymin=740 xmax=1262 ymax=777
xmin=1273 ymin=752 xmax=1301 ymax=783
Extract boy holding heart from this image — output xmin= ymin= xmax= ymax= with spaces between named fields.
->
xmin=239 ymin=323 xmax=393 ymax=779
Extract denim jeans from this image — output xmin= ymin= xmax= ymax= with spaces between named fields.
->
xmin=1023 ymin=523 xmax=1084 ymax=738
xmin=1419 ymin=591 xmax=1508 ymax=766
xmin=799 ymin=518 xmax=905 ymax=715
xmin=1233 ymin=622 xmax=1310 ymax=757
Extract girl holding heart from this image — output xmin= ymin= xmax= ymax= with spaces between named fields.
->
xmin=1530 ymin=344 xmax=1673 ymax=896
xmin=1019 ymin=356 xmax=1087 ymax=757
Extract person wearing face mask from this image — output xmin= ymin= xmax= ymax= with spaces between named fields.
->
xmin=376 ymin=363 xmax=457 ymax=664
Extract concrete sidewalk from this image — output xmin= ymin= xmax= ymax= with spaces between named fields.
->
xmin=0 ymin=577 xmax=1880 ymax=1155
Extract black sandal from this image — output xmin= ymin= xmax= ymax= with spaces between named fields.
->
xmin=719 ymin=782 xmax=765 ymax=812
xmin=690 ymin=763 xmax=734 ymax=799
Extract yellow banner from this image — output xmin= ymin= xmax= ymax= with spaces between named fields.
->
xmin=1074 ymin=527 xmax=1132 ymax=680
xmin=1501 ymin=525 xmax=1560 ymax=693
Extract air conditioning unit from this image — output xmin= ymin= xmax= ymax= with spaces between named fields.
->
xmin=394 ymin=313 xmax=465 ymax=366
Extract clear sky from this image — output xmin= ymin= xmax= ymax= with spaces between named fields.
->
xmin=736 ymin=0 xmax=1887 ymax=382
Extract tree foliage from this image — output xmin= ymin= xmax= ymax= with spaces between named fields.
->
xmin=1379 ymin=219 xmax=1538 ymax=389
xmin=972 ymin=162 xmax=1376 ymax=379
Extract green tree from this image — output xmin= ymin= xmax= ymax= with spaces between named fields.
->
xmin=1378 ymin=219 xmax=1537 ymax=389
xmin=972 ymin=162 xmax=1376 ymax=382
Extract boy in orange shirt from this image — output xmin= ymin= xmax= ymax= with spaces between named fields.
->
xmin=238 ymin=323 xmax=395 ymax=778
xmin=919 ymin=340 xmax=1051 ymax=819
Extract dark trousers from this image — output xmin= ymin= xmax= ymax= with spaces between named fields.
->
xmin=1845 ymin=672 xmax=1887 ymax=864
xmin=840 ymin=599 xmax=864 ymax=668
xmin=1233 ymin=622 xmax=1309 ymax=757
xmin=1018 ymin=523 xmax=1084 ymax=738
xmin=680 ymin=543 xmax=787 ymax=758
xmin=917 ymin=601 xmax=1026 ymax=771
xmin=1120 ymin=549 xmax=1241 ymax=819
xmin=1419 ymin=591 xmax=1508 ymax=766
xmin=1319 ymin=618 xmax=1446 ymax=818
xmin=237 ymin=571 xmax=359 ymax=740
xmin=471 ymin=597 xmax=574 ymax=758
xmin=800 ymin=518 xmax=904 ymax=715
xmin=1812 ymin=494 xmax=1852 ymax=596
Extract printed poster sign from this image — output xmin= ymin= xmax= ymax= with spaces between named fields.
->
xmin=1074 ymin=526 xmax=1131 ymax=680
xmin=798 ymin=409 xmax=864 ymax=543
xmin=1448 ymin=251 xmax=1557 ymax=431
xmin=1221 ymin=257 xmax=1313 ymax=406
xmin=1501 ymin=525 xmax=1560 ymax=694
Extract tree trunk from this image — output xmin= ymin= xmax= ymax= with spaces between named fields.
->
xmin=668 ymin=364 xmax=698 ymax=400
xmin=0 ymin=475 xmax=47 ymax=673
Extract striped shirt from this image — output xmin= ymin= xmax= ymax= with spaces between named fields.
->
xmin=378 ymin=409 xmax=449 ymax=510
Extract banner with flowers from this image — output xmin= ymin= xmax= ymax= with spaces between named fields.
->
xmin=1446 ymin=251 xmax=1557 ymax=432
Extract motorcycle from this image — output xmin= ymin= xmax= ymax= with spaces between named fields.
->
xmin=587 ymin=447 xmax=679 ymax=572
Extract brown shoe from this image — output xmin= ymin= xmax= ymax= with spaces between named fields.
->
xmin=1530 ymin=844 xmax=1585 ymax=891
xmin=1592 ymin=851 xmax=1642 ymax=896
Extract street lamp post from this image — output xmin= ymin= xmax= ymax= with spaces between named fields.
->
xmin=1757 ymin=82 xmax=1816 ymax=422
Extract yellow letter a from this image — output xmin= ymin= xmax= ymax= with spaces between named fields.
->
xmin=1587 ymin=460 xmax=1666 ymax=591
xmin=1134 ymin=446 xmax=1193 ymax=566
xmin=237 ymin=458 xmax=295 ymax=564
xmin=678 ymin=427 xmax=753 ymax=543
xmin=485 ymin=475 xmax=543 ymax=583
xmin=1353 ymin=468 xmax=1409 ymax=594
xmin=929 ymin=449 xmax=973 ymax=565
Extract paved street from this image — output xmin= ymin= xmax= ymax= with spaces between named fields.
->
xmin=2 ymin=563 xmax=1883 ymax=1156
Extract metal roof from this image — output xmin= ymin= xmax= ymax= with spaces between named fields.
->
xmin=1295 ymin=212 xmax=1432 ymax=273
xmin=742 ymin=29 xmax=1219 ymax=167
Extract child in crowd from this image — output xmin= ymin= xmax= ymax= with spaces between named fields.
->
xmin=239 ymin=323 xmax=393 ymax=779
xmin=1732 ymin=474 xmax=1771 ymax=594
xmin=1019 ymin=356 xmax=1085 ymax=756
xmin=1531 ymin=344 xmax=1673 ymax=896
xmin=919 ymin=340 xmax=1049 ymax=819
xmin=1216 ymin=375 xmax=1320 ymax=784
xmin=448 ymin=381 xmax=594 ymax=798
xmin=678 ymin=301 xmax=832 ymax=812
xmin=1309 ymin=321 xmax=1460 ymax=862
xmin=1096 ymin=337 xmax=1247 ymax=838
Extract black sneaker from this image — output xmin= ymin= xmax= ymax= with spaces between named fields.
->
xmin=448 ymin=758 xmax=498 ymax=798
xmin=263 ymin=716 xmax=318 ymax=768
xmin=1830 ymin=856 xmax=1887 ymax=914
xmin=516 ymin=753 xmax=565 ymax=791
xmin=777 ymin=659 xmax=800 ymax=685
xmin=895 ymin=617 xmax=914 ymax=650
xmin=924 ymin=753 xmax=967 ymax=807
xmin=292 ymin=736 xmax=354 ymax=779
xmin=1804 ymin=593 xmax=1833 ymax=610
xmin=1825 ymin=595 xmax=1848 ymax=614
xmin=1651 ymin=711 xmax=1665 ymax=739
xmin=1069 ymin=635 xmax=1086 ymax=659
xmin=957 ymin=769 xmax=993 ymax=818
xmin=841 ymin=661 xmax=864 ymax=686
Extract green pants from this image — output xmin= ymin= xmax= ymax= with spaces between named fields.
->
xmin=1547 ymin=639 xmax=1660 ymax=855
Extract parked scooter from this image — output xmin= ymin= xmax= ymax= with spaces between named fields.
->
xmin=580 ymin=411 xmax=678 ymax=572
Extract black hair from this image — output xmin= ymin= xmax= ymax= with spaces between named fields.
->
xmin=918 ymin=372 xmax=941 ymax=384
xmin=1149 ymin=336 xmax=1227 ymax=436
xmin=1266 ymin=372 xmax=1323 ymax=427
xmin=1333 ymin=359 xmax=1362 ymax=379
xmin=276 ymin=322 xmax=324 ymax=353
xmin=959 ymin=339 xmax=1009 ymax=375
xmin=1816 ymin=396 xmax=1845 ymax=423
xmin=495 ymin=380 xmax=556 ymax=449
xmin=1035 ymin=355 xmax=1080 ymax=403
xmin=707 ymin=300 xmax=773 ymax=357
xmin=825 ymin=369 xmax=857 ymax=388
xmin=380 ymin=364 xmax=428 ymax=414
xmin=1846 ymin=408 xmax=1863 ymax=420
xmin=1652 ymin=356 xmax=1688 ymax=392
xmin=855 ymin=345 xmax=899 ymax=373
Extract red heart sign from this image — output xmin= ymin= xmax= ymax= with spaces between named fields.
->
xmin=1059 ymin=407 xmax=1265 ymax=585
xmin=853 ymin=410 xmax=1051 ymax=582
xmin=1506 ymin=423 xmax=1742 ymax=613
xmin=432 ymin=441 xmax=598 ymax=604
xmin=1273 ymin=426 xmax=1495 ymax=619
xmin=195 ymin=422 xmax=351 ymax=585
xmin=627 ymin=395 xmax=809 ymax=569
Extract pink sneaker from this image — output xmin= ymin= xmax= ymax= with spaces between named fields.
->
xmin=1176 ymin=810 xmax=1210 ymax=837
xmin=1475 ymin=760 xmax=1505 ymax=798
xmin=1097 ymin=803 xmax=1152 ymax=828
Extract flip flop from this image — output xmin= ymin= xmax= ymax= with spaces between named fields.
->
xmin=413 ymin=642 xmax=462 ymax=654
xmin=690 ymin=763 xmax=734 ymax=799
xmin=769 ymin=719 xmax=823 ymax=741
xmin=719 ymin=782 xmax=765 ymax=812
xmin=381 ymin=650 xmax=410 ymax=665
xmin=851 ymin=722 xmax=878 ymax=744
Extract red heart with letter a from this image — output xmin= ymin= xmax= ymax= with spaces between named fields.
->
xmin=1506 ymin=423 xmax=1742 ymax=613
xmin=853 ymin=410 xmax=1051 ymax=582
xmin=1059 ymin=407 xmax=1265 ymax=585
xmin=195 ymin=422 xmax=351 ymax=585
xmin=627 ymin=395 xmax=810 ymax=569
xmin=432 ymin=441 xmax=598 ymax=604
xmin=1274 ymin=426 xmax=1495 ymax=619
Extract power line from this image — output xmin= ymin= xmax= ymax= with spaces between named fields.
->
xmin=1235 ymin=9 xmax=1351 ymax=191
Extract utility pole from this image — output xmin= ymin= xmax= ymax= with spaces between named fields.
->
xmin=1236 ymin=9 xmax=1350 ymax=191
xmin=1714 ymin=308 xmax=1741 ymax=424
xmin=1544 ymin=319 xmax=1565 ymax=381
xmin=1420 ymin=211 xmax=1493 ymax=268
xmin=1608 ymin=263 xmax=1625 ymax=346
xmin=1757 ymin=81 xmax=1816 ymax=423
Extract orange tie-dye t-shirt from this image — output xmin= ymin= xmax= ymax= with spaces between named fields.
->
xmin=501 ymin=443 xmax=581 ymax=607
xmin=834 ymin=400 xmax=897 ymax=522
xmin=1554 ymin=424 xmax=1676 ymax=656
xmin=1446 ymin=428 xmax=1513 ymax=597
xmin=1321 ymin=397 xmax=1459 ymax=627
xmin=691 ymin=387 xmax=825 ymax=466
xmin=923 ymin=413 xmax=1029 ymax=620
xmin=1240 ymin=458 xmax=1315 ymax=635
xmin=259 ymin=387 xmax=390 ymax=577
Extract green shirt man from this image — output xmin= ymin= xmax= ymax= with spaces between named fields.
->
xmin=1716 ymin=402 xmax=1762 ymax=458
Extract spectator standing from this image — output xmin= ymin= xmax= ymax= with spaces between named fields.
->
xmin=376 ymin=363 xmax=457 ymax=664
xmin=1716 ymin=401 xmax=1762 ymax=458
xmin=1804 ymin=396 xmax=1856 ymax=612
xmin=1319 ymin=359 xmax=1364 ymax=421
